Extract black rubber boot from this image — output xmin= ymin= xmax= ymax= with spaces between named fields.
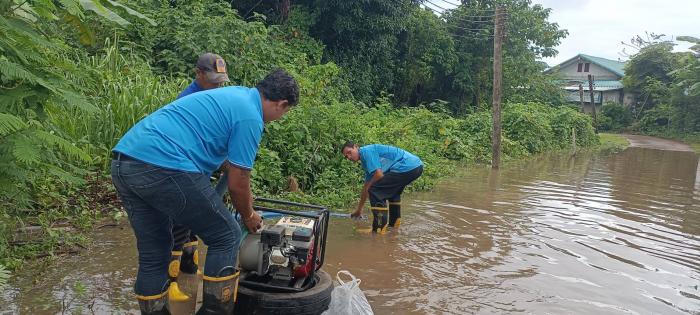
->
xmin=389 ymin=201 xmax=401 ymax=227
xmin=180 ymin=239 xmax=198 ymax=275
xmin=370 ymin=203 xmax=389 ymax=234
xmin=196 ymin=268 xmax=240 ymax=315
xmin=168 ymin=224 xmax=190 ymax=283
xmin=168 ymin=251 xmax=182 ymax=283
xmin=137 ymin=291 xmax=170 ymax=315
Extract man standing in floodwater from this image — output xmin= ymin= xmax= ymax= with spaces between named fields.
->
xmin=111 ymin=69 xmax=299 ymax=315
xmin=342 ymin=142 xmax=424 ymax=233
xmin=167 ymin=53 xmax=230 ymax=304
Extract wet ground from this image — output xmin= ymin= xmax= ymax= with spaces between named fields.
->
xmin=624 ymin=134 xmax=694 ymax=152
xmin=3 ymin=143 xmax=700 ymax=314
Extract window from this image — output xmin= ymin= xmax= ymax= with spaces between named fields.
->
xmin=577 ymin=63 xmax=583 ymax=72
xmin=584 ymin=63 xmax=590 ymax=72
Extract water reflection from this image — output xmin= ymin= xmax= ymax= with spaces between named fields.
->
xmin=326 ymin=148 xmax=699 ymax=314
xmin=4 ymin=147 xmax=700 ymax=314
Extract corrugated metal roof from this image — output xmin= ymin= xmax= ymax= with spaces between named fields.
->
xmin=557 ymin=79 xmax=624 ymax=91
xmin=579 ymin=54 xmax=626 ymax=77
xmin=592 ymin=80 xmax=623 ymax=89
xmin=544 ymin=54 xmax=626 ymax=77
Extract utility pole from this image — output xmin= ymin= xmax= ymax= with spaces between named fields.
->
xmin=491 ymin=5 xmax=504 ymax=169
xmin=587 ymin=74 xmax=598 ymax=132
xmin=578 ymin=83 xmax=585 ymax=113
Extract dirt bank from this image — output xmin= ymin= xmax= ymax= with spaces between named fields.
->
xmin=623 ymin=134 xmax=694 ymax=152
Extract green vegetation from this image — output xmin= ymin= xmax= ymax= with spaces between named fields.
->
xmin=0 ymin=0 xmax=595 ymax=271
xmin=232 ymin=0 xmax=568 ymax=109
xmin=598 ymin=103 xmax=633 ymax=132
xmin=598 ymin=34 xmax=700 ymax=144
xmin=598 ymin=133 xmax=629 ymax=154
xmin=0 ymin=263 xmax=9 ymax=289
xmin=677 ymin=133 xmax=700 ymax=154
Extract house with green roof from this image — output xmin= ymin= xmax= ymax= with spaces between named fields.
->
xmin=545 ymin=54 xmax=633 ymax=112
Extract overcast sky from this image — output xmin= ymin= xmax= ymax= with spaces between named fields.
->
xmin=433 ymin=0 xmax=699 ymax=66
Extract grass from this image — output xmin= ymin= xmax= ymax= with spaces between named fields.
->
xmin=597 ymin=133 xmax=629 ymax=154
xmin=599 ymin=133 xmax=629 ymax=148
xmin=680 ymin=134 xmax=700 ymax=153
xmin=689 ymin=143 xmax=700 ymax=153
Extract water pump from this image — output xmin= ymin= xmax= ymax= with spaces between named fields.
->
xmin=237 ymin=199 xmax=329 ymax=292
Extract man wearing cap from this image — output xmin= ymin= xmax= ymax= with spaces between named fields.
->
xmin=166 ymin=52 xmax=232 ymax=312
xmin=177 ymin=53 xmax=230 ymax=99
xmin=111 ymin=69 xmax=299 ymax=315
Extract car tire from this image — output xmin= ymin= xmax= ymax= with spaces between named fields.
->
xmin=234 ymin=269 xmax=334 ymax=315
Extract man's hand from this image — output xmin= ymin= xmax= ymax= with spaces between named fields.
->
xmin=242 ymin=211 xmax=263 ymax=233
xmin=350 ymin=207 xmax=363 ymax=219
xmin=225 ymin=162 xmax=260 ymax=232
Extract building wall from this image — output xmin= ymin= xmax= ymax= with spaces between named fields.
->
xmin=602 ymin=90 xmax=623 ymax=104
xmin=581 ymin=103 xmax=600 ymax=114
xmin=623 ymin=92 xmax=636 ymax=107
xmin=567 ymin=90 xmax=623 ymax=105
xmin=557 ymin=61 xmax=619 ymax=81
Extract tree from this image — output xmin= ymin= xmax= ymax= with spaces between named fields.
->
xmin=393 ymin=7 xmax=457 ymax=106
xmin=302 ymin=0 xmax=414 ymax=103
xmin=669 ymin=36 xmax=700 ymax=132
xmin=0 ymin=0 xmax=148 ymax=208
xmin=232 ymin=0 xmax=567 ymax=111
xmin=623 ymin=42 xmax=677 ymax=114
xmin=441 ymin=0 xmax=567 ymax=112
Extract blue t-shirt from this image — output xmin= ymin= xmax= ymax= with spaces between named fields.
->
xmin=177 ymin=80 xmax=203 ymax=99
xmin=359 ymin=144 xmax=423 ymax=182
xmin=114 ymin=86 xmax=264 ymax=175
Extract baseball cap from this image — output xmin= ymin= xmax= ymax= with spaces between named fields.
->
xmin=196 ymin=53 xmax=230 ymax=84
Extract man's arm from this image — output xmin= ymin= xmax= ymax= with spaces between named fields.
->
xmin=226 ymin=162 xmax=262 ymax=232
xmin=351 ymin=169 xmax=384 ymax=218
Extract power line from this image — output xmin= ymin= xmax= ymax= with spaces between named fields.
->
xmin=445 ymin=24 xmax=492 ymax=32
xmin=425 ymin=1 xmax=506 ymax=18
xmin=451 ymin=33 xmax=496 ymax=40
xmin=423 ymin=2 xmax=447 ymax=15
xmin=445 ymin=17 xmax=496 ymax=24
xmin=424 ymin=8 xmax=507 ymax=30
xmin=439 ymin=0 xmax=463 ymax=7
xmin=437 ymin=0 xmax=498 ymax=12
xmin=424 ymin=4 xmax=507 ymax=19
xmin=420 ymin=4 xmax=507 ymax=41
xmin=424 ymin=0 xmax=450 ymax=12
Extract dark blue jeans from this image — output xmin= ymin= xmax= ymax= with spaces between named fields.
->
xmin=111 ymin=157 xmax=242 ymax=296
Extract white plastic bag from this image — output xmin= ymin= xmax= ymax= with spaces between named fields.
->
xmin=322 ymin=270 xmax=374 ymax=315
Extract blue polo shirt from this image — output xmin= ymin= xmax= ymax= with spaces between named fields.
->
xmin=177 ymin=80 xmax=203 ymax=99
xmin=114 ymin=86 xmax=264 ymax=175
xmin=359 ymin=144 xmax=423 ymax=182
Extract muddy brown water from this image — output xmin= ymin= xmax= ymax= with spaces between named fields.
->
xmin=3 ymin=147 xmax=699 ymax=314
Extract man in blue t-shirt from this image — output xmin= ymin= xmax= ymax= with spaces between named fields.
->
xmin=177 ymin=53 xmax=230 ymax=99
xmin=168 ymin=53 xmax=229 ymax=298
xmin=111 ymin=69 xmax=298 ymax=315
xmin=342 ymin=142 xmax=424 ymax=233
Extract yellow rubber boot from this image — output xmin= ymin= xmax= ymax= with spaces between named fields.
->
xmin=176 ymin=240 xmax=199 ymax=314
xmin=195 ymin=270 xmax=240 ymax=315
xmin=167 ymin=251 xmax=192 ymax=315
xmin=137 ymin=291 xmax=170 ymax=315
xmin=370 ymin=204 xmax=389 ymax=234
xmin=389 ymin=201 xmax=401 ymax=228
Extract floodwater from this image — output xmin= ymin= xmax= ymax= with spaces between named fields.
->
xmin=3 ymin=147 xmax=700 ymax=314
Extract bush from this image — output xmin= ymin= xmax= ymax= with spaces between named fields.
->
xmin=637 ymin=104 xmax=674 ymax=133
xmin=1 ymin=0 xmax=600 ymax=268
xmin=599 ymin=103 xmax=633 ymax=131
xmin=502 ymin=103 xmax=554 ymax=154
